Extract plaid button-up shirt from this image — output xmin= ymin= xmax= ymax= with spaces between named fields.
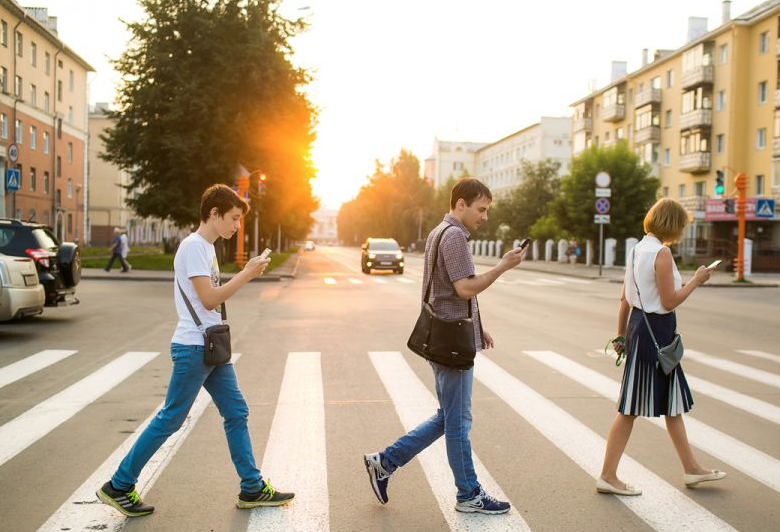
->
xmin=422 ymin=214 xmax=483 ymax=350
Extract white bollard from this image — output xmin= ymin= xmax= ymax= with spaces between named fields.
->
xmin=557 ymin=239 xmax=568 ymax=263
xmin=495 ymin=240 xmax=503 ymax=257
xmin=532 ymin=240 xmax=539 ymax=261
xmin=586 ymin=240 xmax=593 ymax=266
xmin=545 ymin=239 xmax=554 ymax=262
xmin=488 ymin=241 xmax=495 ymax=257
xmin=604 ymin=238 xmax=617 ymax=267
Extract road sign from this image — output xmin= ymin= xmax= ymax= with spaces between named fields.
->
xmin=7 ymin=143 xmax=19 ymax=163
xmin=756 ymin=199 xmax=775 ymax=219
xmin=594 ymin=214 xmax=610 ymax=224
xmin=595 ymin=187 xmax=611 ymax=197
xmin=595 ymin=197 xmax=610 ymax=214
xmin=6 ymin=168 xmax=20 ymax=191
xmin=595 ymin=171 xmax=611 ymax=187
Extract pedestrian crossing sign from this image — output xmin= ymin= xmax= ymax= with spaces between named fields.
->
xmin=5 ymin=168 xmax=20 ymax=191
xmin=756 ymin=199 xmax=775 ymax=219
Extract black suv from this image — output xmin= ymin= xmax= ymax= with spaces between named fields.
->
xmin=361 ymin=238 xmax=404 ymax=274
xmin=0 ymin=219 xmax=81 ymax=306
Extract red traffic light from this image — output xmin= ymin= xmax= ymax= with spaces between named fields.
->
xmin=259 ymin=173 xmax=267 ymax=182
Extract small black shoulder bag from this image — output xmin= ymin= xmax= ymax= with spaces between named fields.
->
xmin=177 ymin=281 xmax=232 ymax=366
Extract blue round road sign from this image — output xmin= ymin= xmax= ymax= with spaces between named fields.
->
xmin=595 ymin=197 xmax=610 ymax=214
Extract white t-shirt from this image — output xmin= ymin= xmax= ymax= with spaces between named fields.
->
xmin=171 ymin=232 xmax=223 ymax=345
xmin=625 ymin=235 xmax=682 ymax=314
xmin=120 ymin=234 xmax=129 ymax=258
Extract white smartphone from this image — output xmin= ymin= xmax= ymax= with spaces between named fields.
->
xmin=707 ymin=259 xmax=722 ymax=269
xmin=259 ymin=248 xmax=272 ymax=260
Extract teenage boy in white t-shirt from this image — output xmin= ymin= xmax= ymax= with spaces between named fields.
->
xmin=97 ymin=184 xmax=294 ymax=517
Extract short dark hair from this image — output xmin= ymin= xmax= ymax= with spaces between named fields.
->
xmin=450 ymin=178 xmax=492 ymax=210
xmin=200 ymin=184 xmax=249 ymax=222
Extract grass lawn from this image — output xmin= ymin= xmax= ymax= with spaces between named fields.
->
xmin=80 ymin=247 xmax=295 ymax=273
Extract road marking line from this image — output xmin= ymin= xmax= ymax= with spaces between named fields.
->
xmin=323 ymin=277 xmax=337 ymax=285
xmin=686 ymin=349 xmax=780 ymax=389
xmin=325 ymin=254 xmax=361 ymax=274
xmin=475 ymin=353 xmax=737 ymax=532
xmin=0 ymin=349 xmax=77 ymax=390
xmin=524 ymin=350 xmax=780 ymax=495
xmin=736 ymin=350 xmax=780 ymax=365
xmin=396 ymin=277 xmax=414 ymax=284
xmin=533 ymin=278 xmax=566 ymax=285
xmin=248 ymin=352 xmax=328 ymax=532
xmin=347 ymin=278 xmax=363 ymax=284
xmin=37 ymin=354 xmax=241 ymax=532
xmin=0 ymin=351 xmax=159 ymax=467
xmin=371 ymin=278 xmax=389 ymax=284
xmin=369 ymin=351 xmax=531 ymax=532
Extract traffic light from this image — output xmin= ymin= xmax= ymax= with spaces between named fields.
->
xmin=723 ymin=198 xmax=735 ymax=214
xmin=258 ymin=173 xmax=267 ymax=193
xmin=715 ymin=169 xmax=725 ymax=196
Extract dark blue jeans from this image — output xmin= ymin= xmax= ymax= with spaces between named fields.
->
xmin=104 ymin=252 xmax=130 ymax=272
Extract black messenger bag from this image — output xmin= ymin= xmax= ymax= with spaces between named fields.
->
xmin=177 ymin=281 xmax=232 ymax=366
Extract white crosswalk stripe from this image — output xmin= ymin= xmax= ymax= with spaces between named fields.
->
xmin=736 ymin=349 xmax=780 ymax=365
xmin=686 ymin=349 xmax=780 ymax=389
xmin=0 ymin=351 xmax=159 ymax=467
xmin=0 ymin=349 xmax=77 ymax=390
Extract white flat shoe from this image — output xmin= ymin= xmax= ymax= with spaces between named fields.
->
xmin=596 ymin=477 xmax=642 ymax=496
xmin=684 ymin=470 xmax=727 ymax=487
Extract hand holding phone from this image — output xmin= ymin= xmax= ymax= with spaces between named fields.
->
xmin=707 ymin=259 xmax=722 ymax=269
xmin=519 ymin=238 xmax=531 ymax=250
xmin=259 ymin=248 xmax=272 ymax=260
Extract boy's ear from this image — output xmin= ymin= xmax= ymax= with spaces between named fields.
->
xmin=209 ymin=207 xmax=220 ymax=219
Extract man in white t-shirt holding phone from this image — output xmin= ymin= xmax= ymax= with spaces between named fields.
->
xmin=97 ymin=184 xmax=293 ymax=517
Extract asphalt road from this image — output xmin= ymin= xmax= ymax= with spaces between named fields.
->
xmin=1 ymin=246 xmax=778 ymax=532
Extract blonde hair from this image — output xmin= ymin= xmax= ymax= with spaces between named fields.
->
xmin=643 ymin=198 xmax=688 ymax=244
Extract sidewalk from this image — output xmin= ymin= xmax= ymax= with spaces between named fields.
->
xmin=81 ymin=250 xmax=301 ymax=283
xmin=470 ymin=255 xmax=780 ymax=288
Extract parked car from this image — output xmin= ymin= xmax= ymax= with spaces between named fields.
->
xmin=0 ymin=219 xmax=81 ymax=306
xmin=304 ymin=240 xmax=316 ymax=251
xmin=0 ymin=253 xmax=45 ymax=321
xmin=361 ymin=238 xmax=404 ymax=274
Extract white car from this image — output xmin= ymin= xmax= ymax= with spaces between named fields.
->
xmin=304 ymin=240 xmax=315 ymax=251
xmin=0 ymin=253 xmax=45 ymax=322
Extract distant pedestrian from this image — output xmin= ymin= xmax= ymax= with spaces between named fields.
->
xmin=598 ymin=198 xmax=726 ymax=496
xmin=104 ymin=228 xmax=130 ymax=272
xmin=363 ymin=178 xmax=526 ymax=515
xmin=119 ymin=229 xmax=132 ymax=272
xmin=96 ymin=184 xmax=294 ymax=517
xmin=566 ymin=239 xmax=580 ymax=266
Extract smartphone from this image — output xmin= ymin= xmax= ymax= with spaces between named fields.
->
xmin=519 ymin=238 xmax=531 ymax=250
xmin=259 ymin=248 xmax=272 ymax=260
xmin=707 ymin=259 xmax=722 ymax=269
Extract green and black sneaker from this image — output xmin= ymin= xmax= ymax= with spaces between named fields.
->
xmin=236 ymin=479 xmax=295 ymax=509
xmin=96 ymin=481 xmax=154 ymax=517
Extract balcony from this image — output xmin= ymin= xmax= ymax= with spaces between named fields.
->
xmin=602 ymin=104 xmax=625 ymax=122
xmin=679 ymin=152 xmax=711 ymax=173
xmin=774 ymin=136 xmax=780 ymax=158
xmin=680 ymin=109 xmax=712 ymax=130
xmin=634 ymin=126 xmax=661 ymax=144
xmin=681 ymin=65 xmax=714 ymax=89
xmin=634 ymin=89 xmax=662 ymax=107
xmin=573 ymin=117 xmax=592 ymax=133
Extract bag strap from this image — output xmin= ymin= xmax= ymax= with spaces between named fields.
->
xmin=177 ymin=279 xmax=227 ymax=334
xmin=631 ymin=246 xmax=665 ymax=352
xmin=423 ymin=224 xmax=473 ymax=319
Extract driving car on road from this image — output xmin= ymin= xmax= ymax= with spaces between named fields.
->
xmin=361 ymin=238 xmax=404 ymax=274
xmin=0 ymin=219 xmax=81 ymax=307
xmin=304 ymin=240 xmax=316 ymax=251
xmin=0 ymin=253 xmax=45 ymax=321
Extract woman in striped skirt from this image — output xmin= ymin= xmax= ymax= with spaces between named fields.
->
xmin=596 ymin=198 xmax=727 ymax=496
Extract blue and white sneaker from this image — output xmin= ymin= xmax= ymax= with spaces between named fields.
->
xmin=363 ymin=452 xmax=392 ymax=504
xmin=455 ymin=488 xmax=510 ymax=514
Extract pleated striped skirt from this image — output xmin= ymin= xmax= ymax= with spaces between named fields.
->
xmin=616 ymin=308 xmax=694 ymax=417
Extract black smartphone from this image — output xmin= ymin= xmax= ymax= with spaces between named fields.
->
xmin=519 ymin=238 xmax=531 ymax=250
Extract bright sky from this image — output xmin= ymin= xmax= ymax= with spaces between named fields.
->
xmin=29 ymin=0 xmax=756 ymax=209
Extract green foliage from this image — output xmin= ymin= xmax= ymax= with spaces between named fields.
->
xmin=102 ymin=0 xmax=318 ymax=239
xmin=549 ymin=142 xmax=659 ymax=242
xmin=529 ymin=215 xmax=561 ymax=242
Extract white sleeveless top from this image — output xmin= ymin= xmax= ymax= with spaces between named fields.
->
xmin=625 ymin=235 xmax=682 ymax=314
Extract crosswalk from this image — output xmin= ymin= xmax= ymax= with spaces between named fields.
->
xmin=2 ymin=345 xmax=778 ymax=531
xmin=317 ymin=275 xmax=591 ymax=287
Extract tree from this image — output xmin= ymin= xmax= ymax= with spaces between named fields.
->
xmin=549 ymin=142 xmax=659 ymax=243
xmin=102 ymin=0 xmax=318 ymax=238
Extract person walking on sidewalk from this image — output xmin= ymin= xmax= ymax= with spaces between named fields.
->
xmin=363 ymin=178 xmax=526 ymax=515
xmin=597 ymin=198 xmax=726 ymax=496
xmin=119 ymin=229 xmax=132 ymax=272
xmin=97 ymin=184 xmax=294 ymax=517
xmin=104 ymin=227 xmax=130 ymax=273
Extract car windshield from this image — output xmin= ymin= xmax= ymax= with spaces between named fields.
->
xmin=369 ymin=241 xmax=399 ymax=251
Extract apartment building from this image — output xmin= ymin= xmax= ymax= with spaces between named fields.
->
xmin=475 ymin=117 xmax=571 ymax=198
xmin=424 ymin=138 xmax=487 ymax=188
xmin=0 ymin=1 xmax=93 ymax=243
xmin=571 ymin=0 xmax=780 ymax=265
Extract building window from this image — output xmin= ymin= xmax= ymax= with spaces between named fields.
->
xmin=67 ymin=178 xmax=73 ymax=199
xmin=29 ymin=209 xmax=36 ymax=222
xmin=694 ymin=181 xmax=706 ymax=196
xmin=30 ymin=42 xmax=36 ymax=66
xmin=15 ymin=30 xmax=22 ymax=57
xmin=16 ymin=165 xmax=22 ymax=189
xmin=678 ymin=184 xmax=686 ymax=198
xmin=68 ymin=106 xmax=74 ymax=126
xmin=717 ymin=90 xmax=726 ymax=111
xmin=663 ymin=187 xmax=669 ymax=197
xmin=757 ymin=128 xmax=767 ymax=149
xmin=43 ymin=171 xmax=49 ymax=194
xmin=14 ymin=75 xmax=22 ymax=97
xmin=30 ymin=168 xmax=36 ymax=191
xmin=665 ymin=109 xmax=672 ymax=128
xmin=758 ymin=81 xmax=767 ymax=104
xmin=67 ymin=142 xmax=73 ymax=163
xmin=759 ymin=31 xmax=770 ymax=54
xmin=44 ymin=92 xmax=50 ymax=113
xmin=57 ymin=80 xmax=62 ymax=101
xmin=719 ymin=44 xmax=728 ymax=64
xmin=56 ymin=156 xmax=61 ymax=177
xmin=43 ymin=131 xmax=49 ymax=154
xmin=69 ymin=70 xmax=74 ymax=91
xmin=0 ymin=113 xmax=6 ymax=139
xmin=664 ymin=148 xmax=671 ymax=167
xmin=30 ymin=84 xmax=36 ymax=107
xmin=757 ymin=174 xmax=765 ymax=195
xmin=666 ymin=69 xmax=673 ymax=88
xmin=0 ymin=66 xmax=6 ymax=92
xmin=30 ymin=125 xmax=36 ymax=149
xmin=44 ymin=51 xmax=50 ymax=75
xmin=43 ymin=211 xmax=49 ymax=225
xmin=15 ymin=119 xmax=22 ymax=143
xmin=1 ymin=20 xmax=6 ymax=46
xmin=717 ymin=134 xmax=725 ymax=154
xmin=67 ymin=213 xmax=72 ymax=234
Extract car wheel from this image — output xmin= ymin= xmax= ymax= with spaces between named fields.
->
xmin=60 ymin=247 xmax=82 ymax=287
xmin=362 ymin=265 xmax=370 ymax=274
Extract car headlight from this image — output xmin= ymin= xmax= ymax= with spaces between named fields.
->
xmin=395 ymin=252 xmax=403 ymax=259
xmin=368 ymin=253 xmax=376 ymax=259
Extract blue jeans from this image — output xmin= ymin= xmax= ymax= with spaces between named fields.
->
xmin=112 ymin=344 xmax=262 ymax=493
xmin=382 ymin=361 xmax=479 ymax=502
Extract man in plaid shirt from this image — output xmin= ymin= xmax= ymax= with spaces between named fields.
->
xmin=364 ymin=178 xmax=527 ymax=514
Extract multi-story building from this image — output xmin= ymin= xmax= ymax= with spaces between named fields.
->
xmin=475 ymin=117 xmax=572 ymax=198
xmin=306 ymin=207 xmax=338 ymax=244
xmin=424 ymin=138 xmax=487 ymax=188
xmin=0 ymin=1 xmax=93 ymax=243
xmin=571 ymin=0 xmax=780 ymax=267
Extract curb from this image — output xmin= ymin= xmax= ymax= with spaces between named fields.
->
xmin=81 ymin=273 xmax=283 ymax=283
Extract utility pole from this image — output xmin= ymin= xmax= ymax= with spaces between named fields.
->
xmin=734 ymin=172 xmax=747 ymax=282
xmin=235 ymin=175 xmax=249 ymax=268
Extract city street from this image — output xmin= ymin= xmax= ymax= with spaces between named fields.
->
xmin=1 ymin=246 xmax=779 ymax=532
